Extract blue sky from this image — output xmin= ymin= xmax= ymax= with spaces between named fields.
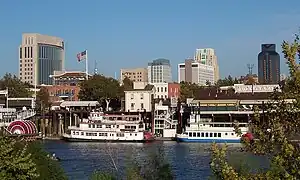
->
xmin=0 ymin=0 xmax=299 ymax=80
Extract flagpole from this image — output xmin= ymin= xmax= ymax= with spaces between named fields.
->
xmin=86 ymin=50 xmax=88 ymax=80
xmin=6 ymin=87 xmax=8 ymax=114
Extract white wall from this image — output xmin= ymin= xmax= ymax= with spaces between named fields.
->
xmin=125 ymin=91 xmax=152 ymax=112
xmin=133 ymin=82 xmax=147 ymax=89
xmin=151 ymin=83 xmax=168 ymax=99
xmin=163 ymin=129 xmax=177 ymax=138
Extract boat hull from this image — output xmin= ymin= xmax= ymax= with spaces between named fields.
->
xmin=176 ymin=137 xmax=241 ymax=143
xmin=62 ymin=136 xmax=154 ymax=143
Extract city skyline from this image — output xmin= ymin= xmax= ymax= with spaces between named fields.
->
xmin=1 ymin=1 xmax=299 ymax=80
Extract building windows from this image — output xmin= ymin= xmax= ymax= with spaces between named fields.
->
xmin=141 ymin=103 xmax=144 ymax=109
xmin=19 ymin=47 xmax=22 ymax=59
xmin=25 ymin=47 xmax=27 ymax=58
xmin=165 ymin=87 xmax=167 ymax=92
xmin=140 ymin=93 xmax=143 ymax=99
xmin=130 ymin=94 xmax=134 ymax=99
xmin=131 ymin=103 xmax=135 ymax=110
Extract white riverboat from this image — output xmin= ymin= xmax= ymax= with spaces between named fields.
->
xmin=176 ymin=114 xmax=248 ymax=143
xmin=63 ymin=111 xmax=154 ymax=142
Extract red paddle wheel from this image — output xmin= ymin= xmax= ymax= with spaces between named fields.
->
xmin=7 ymin=120 xmax=37 ymax=135
xmin=242 ymin=132 xmax=254 ymax=142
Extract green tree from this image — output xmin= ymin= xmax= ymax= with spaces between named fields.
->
xmin=28 ymin=141 xmax=67 ymax=180
xmin=89 ymin=171 xmax=117 ymax=180
xmin=141 ymin=146 xmax=173 ymax=180
xmin=0 ymin=136 xmax=39 ymax=180
xmin=36 ymin=86 xmax=51 ymax=112
xmin=206 ymin=80 xmax=212 ymax=87
xmin=78 ymin=75 xmax=121 ymax=111
xmin=179 ymin=81 xmax=202 ymax=102
xmin=210 ymin=32 xmax=300 ymax=179
xmin=0 ymin=73 xmax=32 ymax=98
xmin=216 ymin=75 xmax=239 ymax=87
xmin=119 ymin=76 xmax=133 ymax=98
xmin=122 ymin=76 xmax=133 ymax=91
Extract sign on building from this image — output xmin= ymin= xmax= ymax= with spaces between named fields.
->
xmin=170 ymin=97 xmax=177 ymax=107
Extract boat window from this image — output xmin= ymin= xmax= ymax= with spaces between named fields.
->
xmin=92 ymin=124 xmax=95 ymax=128
xmin=88 ymin=124 xmax=91 ymax=128
xmin=97 ymin=125 xmax=102 ymax=128
xmin=117 ymin=133 xmax=124 ymax=137
xmin=210 ymin=133 xmax=213 ymax=137
xmin=117 ymin=125 xmax=119 ymax=128
xmin=76 ymin=132 xmax=79 ymax=135
xmin=189 ymin=132 xmax=192 ymax=137
xmin=193 ymin=132 xmax=196 ymax=137
xmin=201 ymin=133 xmax=204 ymax=137
xmin=107 ymin=125 xmax=111 ymax=128
xmin=197 ymin=133 xmax=200 ymax=137
xmin=225 ymin=133 xmax=228 ymax=136
xmin=218 ymin=133 xmax=221 ymax=137
xmin=72 ymin=131 xmax=75 ymax=135
xmin=130 ymin=133 xmax=132 ymax=136
xmin=135 ymin=134 xmax=137 ymax=136
xmin=105 ymin=133 xmax=108 ymax=136
xmin=214 ymin=133 xmax=217 ymax=137
xmin=205 ymin=133 xmax=208 ymax=137
xmin=231 ymin=133 xmax=234 ymax=135
xmin=113 ymin=125 xmax=115 ymax=128
xmin=81 ymin=132 xmax=84 ymax=135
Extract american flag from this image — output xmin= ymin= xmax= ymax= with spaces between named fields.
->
xmin=77 ymin=50 xmax=87 ymax=62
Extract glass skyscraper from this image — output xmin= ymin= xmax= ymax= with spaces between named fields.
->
xmin=258 ymin=44 xmax=280 ymax=84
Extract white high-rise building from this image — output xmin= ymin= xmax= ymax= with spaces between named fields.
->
xmin=194 ymin=48 xmax=219 ymax=82
xmin=147 ymin=58 xmax=172 ymax=83
xmin=178 ymin=59 xmax=214 ymax=85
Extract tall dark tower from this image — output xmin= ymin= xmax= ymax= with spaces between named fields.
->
xmin=258 ymin=44 xmax=280 ymax=84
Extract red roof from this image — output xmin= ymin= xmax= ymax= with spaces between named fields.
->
xmin=194 ymin=87 xmax=272 ymax=100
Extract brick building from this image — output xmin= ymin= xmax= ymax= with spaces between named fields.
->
xmin=45 ymin=71 xmax=91 ymax=102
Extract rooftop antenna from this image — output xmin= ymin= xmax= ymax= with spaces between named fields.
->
xmin=247 ymin=64 xmax=254 ymax=75
xmin=94 ymin=60 xmax=98 ymax=75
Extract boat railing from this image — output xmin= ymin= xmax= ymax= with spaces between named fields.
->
xmin=154 ymin=115 xmax=170 ymax=119
xmin=67 ymin=126 xmax=145 ymax=133
xmin=189 ymin=122 xmax=248 ymax=128
xmin=196 ymin=122 xmax=248 ymax=125
xmin=85 ymin=119 xmax=142 ymax=124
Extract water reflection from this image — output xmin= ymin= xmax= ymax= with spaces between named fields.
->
xmin=44 ymin=141 xmax=267 ymax=180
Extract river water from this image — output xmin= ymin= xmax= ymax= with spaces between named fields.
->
xmin=43 ymin=140 xmax=268 ymax=180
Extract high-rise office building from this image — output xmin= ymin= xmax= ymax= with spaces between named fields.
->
xmin=194 ymin=48 xmax=219 ymax=82
xmin=120 ymin=68 xmax=148 ymax=83
xmin=258 ymin=44 xmax=280 ymax=84
xmin=19 ymin=33 xmax=65 ymax=85
xmin=147 ymin=58 xmax=172 ymax=83
xmin=178 ymin=59 xmax=214 ymax=85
